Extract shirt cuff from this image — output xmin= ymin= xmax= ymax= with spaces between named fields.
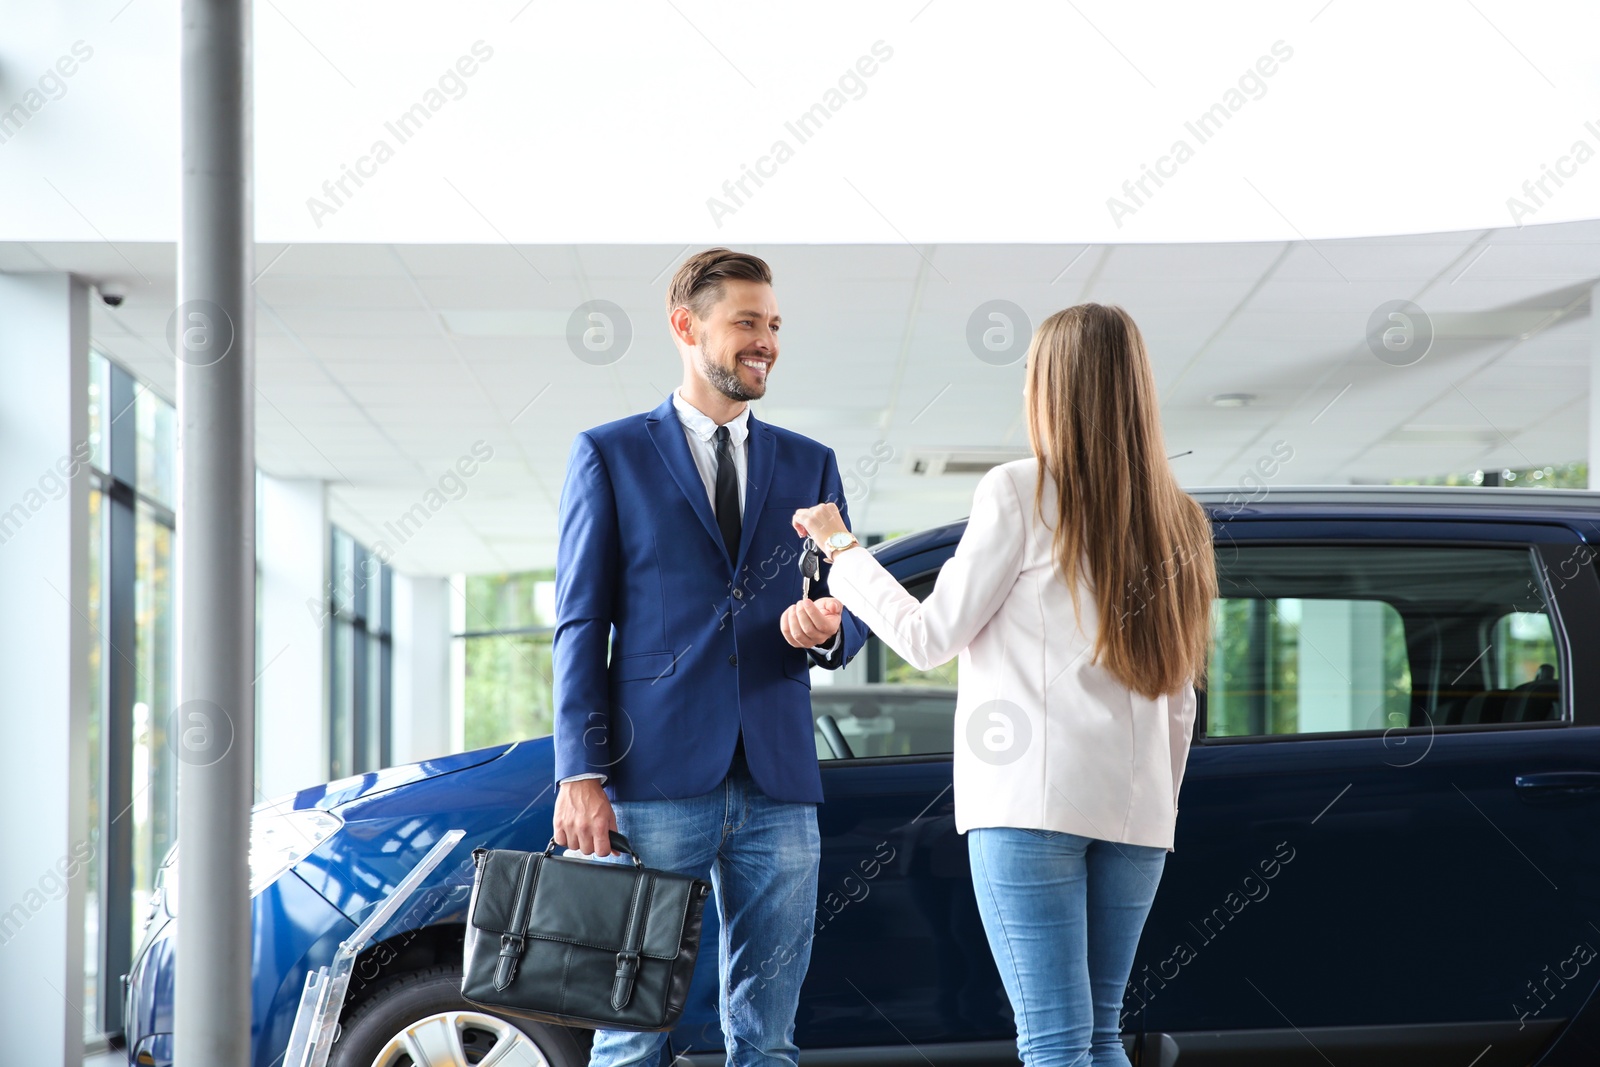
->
xmin=559 ymin=772 xmax=608 ymax=785
xmin=809 ymin=630 xmax=842 ymax=660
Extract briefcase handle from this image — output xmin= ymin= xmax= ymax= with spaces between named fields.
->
xmin=543 ymin=831 xmax=644 ymax=868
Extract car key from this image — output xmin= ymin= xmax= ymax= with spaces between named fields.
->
xmin=799 ymin=537 xmax=821 ymax=599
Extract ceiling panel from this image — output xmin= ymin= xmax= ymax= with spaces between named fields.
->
xmin=253 ymin=274 xmax=423 ymax=307
xmin=1096 ymin=243 xmax=1290 ymax=281
xmin=391 ymin=244 xmax=578 ymax=280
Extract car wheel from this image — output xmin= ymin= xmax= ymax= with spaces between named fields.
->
xmin=330 ymin=965 xmax=590 ymax=1067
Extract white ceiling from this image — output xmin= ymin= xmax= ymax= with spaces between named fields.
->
xmin=1 ymin=224 xmax=1594 ymax=576
xmin=8 ymin=3 xmax=1600 ymax=244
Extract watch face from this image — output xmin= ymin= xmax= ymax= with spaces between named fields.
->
xmin=827 ymin=532 xmax=855 ymax=549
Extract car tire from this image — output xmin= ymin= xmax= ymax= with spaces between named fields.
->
xmin=329 ymin=965 xmax=591 ymax=1067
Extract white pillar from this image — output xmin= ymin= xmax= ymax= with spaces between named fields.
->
xmin=392 ymin=574 xmax=452 ymax=764
xmin=1297 ymin=599 xmax=1390 ymax=733
xmin=256 ymin=476 xmax=328 ymax=798
xmin=1590 ymin=282 xmax=1600 ymax=489
xmin=449 ymin=579 xmax=468 ymax=753
xmin=0 ymin=273 xmax=90 ymax=1067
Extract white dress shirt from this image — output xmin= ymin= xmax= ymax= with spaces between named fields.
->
xmin=825 ymin=457 xmax=1197 ymax=852
xmin=671 ymin=389 xmax=748 ymax=513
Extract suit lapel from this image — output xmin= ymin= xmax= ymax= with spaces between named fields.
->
xmin=645 ymin=395 xmax=726 ymax=557
xmin=737 ymin=414 xmax=776 ymax=569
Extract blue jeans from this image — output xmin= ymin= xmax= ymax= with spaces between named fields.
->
xmin=588 ymin=751 xmax=821 ymax=1067
xmin=967 ymin=828 xmax=1167 ymax=1067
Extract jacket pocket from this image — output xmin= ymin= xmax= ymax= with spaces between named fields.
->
xmin=612 ymin=651 xmax=677 ymax=682
xmin=783 ymin=648 xmax=812 ymax=682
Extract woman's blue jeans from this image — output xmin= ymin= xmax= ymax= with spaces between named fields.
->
xmin=967 ymin=827 xmax=1167 ymax=1067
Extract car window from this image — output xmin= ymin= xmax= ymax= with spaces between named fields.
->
xmin=878 ymin=573 xmax=958 ymax=691
xmin=814 ymin=570 xmax=957 ymax=760
xmin=1491 ymin=611 xmax=1559 ymax=691
xmin=1206 ymin=544 xmax=1563 ymax=739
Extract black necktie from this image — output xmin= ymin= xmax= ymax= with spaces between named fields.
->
xmin=714 ymin=425 xmax=741 ymax=563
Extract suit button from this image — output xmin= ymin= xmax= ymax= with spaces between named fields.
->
xmin=732 ymin=588 xmax=744 ymax=600
xmin=728 ymin=655 xmax=738 ymax=666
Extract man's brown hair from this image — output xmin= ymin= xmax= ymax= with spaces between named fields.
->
xmin=665 ymin=248 xmax=773 ymax=319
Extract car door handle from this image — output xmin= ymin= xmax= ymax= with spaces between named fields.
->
xmin=1514 ymin=772 xmax=1600 ymax=796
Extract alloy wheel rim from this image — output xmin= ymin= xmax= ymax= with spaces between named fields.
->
xmin=371 ymin=1010 xmax=551 ymax=1067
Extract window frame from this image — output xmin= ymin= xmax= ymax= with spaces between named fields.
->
xmin=1196 ymin=536 xmax=1579 ymax=746
xmin=84 ymin=353 xmax=180 ymax=1041
xmin=450 ymin=570 xmax=561 ymax=751
xmin=326 ymin=527 xmax=394 ymax=778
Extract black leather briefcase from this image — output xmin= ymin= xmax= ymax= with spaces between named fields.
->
xmin=462 ymin=833 xmax=711 ymax=1031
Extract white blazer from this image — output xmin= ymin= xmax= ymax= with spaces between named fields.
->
xmin=825 ymin=458 xmax=1197 ymax=852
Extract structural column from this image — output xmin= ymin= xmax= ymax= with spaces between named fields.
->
xmin=392 ymin=574 xmax=453 ymax=765
xmin=0 ymin=274 xmax=91 ymax=1067
xmin=174 ymin=0 xmax=254 ymax=1063
xmin=1297 ymin=599 xmax=1390 ymax=732
xmin=257 ymin=475 xmax=328 ymax=798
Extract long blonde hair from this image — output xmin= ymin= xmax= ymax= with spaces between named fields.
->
xmin=1024 ymin=304 xmax=1216 ymax=698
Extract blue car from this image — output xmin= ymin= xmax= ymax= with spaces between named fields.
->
xmin=125 ymin=486 xmax=1600 ymax=1067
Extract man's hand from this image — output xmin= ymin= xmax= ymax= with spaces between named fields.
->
xmin=552 ymin=778 xmax=618 ymax=856
xmin=782 ymin=596 xmax=843 ymax=648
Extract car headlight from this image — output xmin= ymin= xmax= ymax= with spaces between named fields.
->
xmin=140 ymin=844 xmax=180 ymax=941
xmin=159 ymin=800 xmax=344 ymax=917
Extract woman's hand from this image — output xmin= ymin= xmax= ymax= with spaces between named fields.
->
xmin=792 ymin=502 xmax=848 ymax=543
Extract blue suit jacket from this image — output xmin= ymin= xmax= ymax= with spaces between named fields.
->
xmin=552 ymin=394 xmax=869 ymax=804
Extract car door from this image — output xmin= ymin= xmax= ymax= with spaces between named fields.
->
xmin=801 ymin=546 xmax=1014 ymax=1052
xmin=667 ymin=543 xmax=1015 ymax=1063
xmin=1125 ymin=517 xmax=1600 ymax=1067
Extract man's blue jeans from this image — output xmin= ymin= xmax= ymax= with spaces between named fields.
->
xmin=967 ymin=827 xmax=1167 ymax=1067
xmin=588 ymin=752 xmax=821 ymax=1067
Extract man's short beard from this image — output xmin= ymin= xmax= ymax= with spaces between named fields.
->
xmin=701 ymin=349 xmax=765 ymax=402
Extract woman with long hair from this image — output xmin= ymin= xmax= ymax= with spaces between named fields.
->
xmin=789 ymin=304 xmax=1216 ymax=1067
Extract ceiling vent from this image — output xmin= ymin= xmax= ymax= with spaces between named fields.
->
xmin=906 ymin=449 xmax=1031 ymax=477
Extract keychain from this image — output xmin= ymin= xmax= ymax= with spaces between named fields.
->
xmin=799 ymin=537 xmax=821 ymax=600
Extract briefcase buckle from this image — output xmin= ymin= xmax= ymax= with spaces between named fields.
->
xmin=501 ymin=933 xmax=526 ymax=958
xmin=610 ymin=949 xmax=643 ymax=1010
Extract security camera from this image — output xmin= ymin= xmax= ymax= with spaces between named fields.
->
xmin=98 ymin=285 xmax=126 ymax=308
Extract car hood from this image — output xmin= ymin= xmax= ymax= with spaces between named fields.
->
xmin=287 ymin=743 xmax=516 ymax=811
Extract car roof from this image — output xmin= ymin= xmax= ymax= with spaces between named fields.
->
xmin=1185 ymin=484 xmax=1600 ymax=517
xmin=871 ymin=484 xmax=1600 ymax=560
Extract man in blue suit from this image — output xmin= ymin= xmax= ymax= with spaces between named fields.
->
xmin=552 ymin=248 xmax=869 ymax=1067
